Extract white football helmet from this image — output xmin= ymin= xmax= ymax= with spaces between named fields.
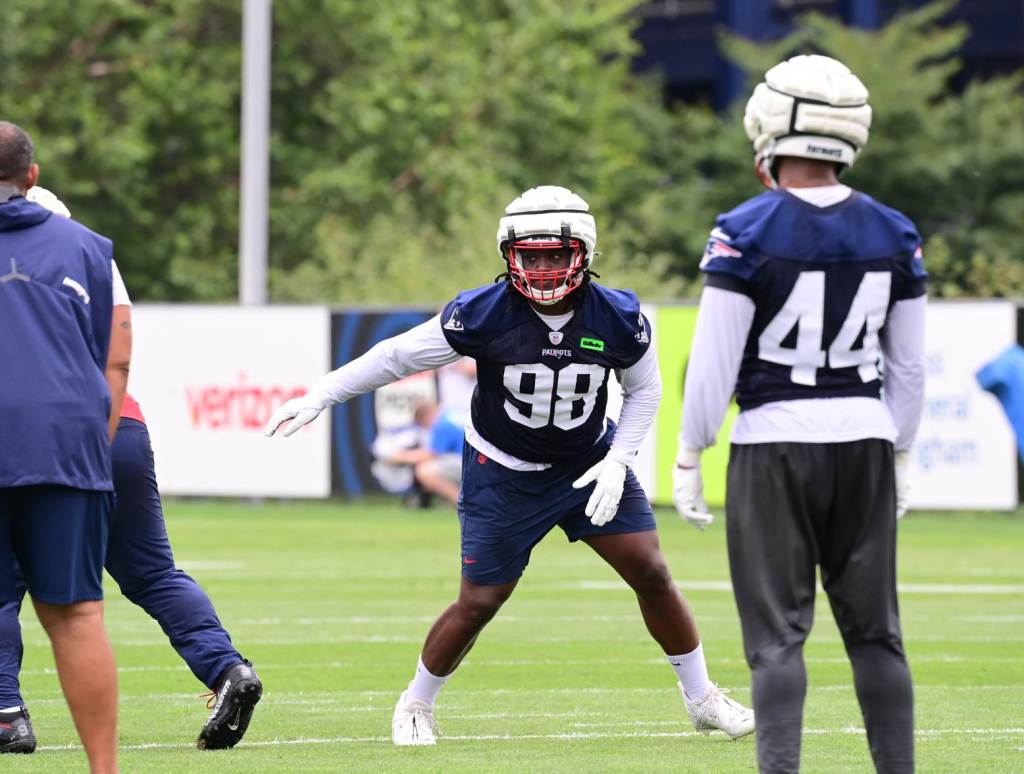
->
xmin=744 ymin=55 xmax=872 ymax=185
xmin=26 ymin=185 xmax=71 ymax=218
xmin=496 ymin=185 xmax=597 ymax=305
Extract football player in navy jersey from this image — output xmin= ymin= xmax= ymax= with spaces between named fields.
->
xmin=267 ymin=185 xmax=754 ymax=746
xmin=673 ymin=57 xmax=926 ymax=774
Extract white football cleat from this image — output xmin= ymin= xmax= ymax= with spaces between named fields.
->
xmin=680 ymin=682 xmax=755 ymax=740
xmin=391 ymin=690 xmax=439 ymax=746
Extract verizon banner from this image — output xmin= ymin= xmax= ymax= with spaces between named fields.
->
xmin=129 ymin=305 xmax=331 ymax=497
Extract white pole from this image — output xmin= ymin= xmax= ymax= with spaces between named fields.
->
xmin=239 ymin=0 xmax=271 ymax=305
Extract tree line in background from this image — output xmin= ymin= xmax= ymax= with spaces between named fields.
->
xmin=1 ymin=0 xmax=1021 ymax=302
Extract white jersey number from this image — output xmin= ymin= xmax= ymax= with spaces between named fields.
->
xmin=758 ymin=271 xmax=891 ymax=386
xmin=503 ymin=363 xmax=607 ymax=430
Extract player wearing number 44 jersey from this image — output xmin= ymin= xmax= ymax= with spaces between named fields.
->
xmin=267 ymin=185 xmax=754 ymax=747
xmin=674 ymin=56 xmax=926 ymax=774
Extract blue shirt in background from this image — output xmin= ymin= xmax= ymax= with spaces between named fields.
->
xmin=429 ymin=409 xmax=465 ymax=456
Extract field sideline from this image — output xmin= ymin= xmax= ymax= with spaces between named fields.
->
xmin=6 ymin=501 xmax=1024 ymax=773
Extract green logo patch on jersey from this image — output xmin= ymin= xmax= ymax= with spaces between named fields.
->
xmin=580 ymin=337 xmax=605 ymax=352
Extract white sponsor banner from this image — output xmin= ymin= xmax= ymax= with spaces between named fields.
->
xmin=129 ymin=305 xmax=331 ymax=497
xmin=910 ymin=301 xmax=1018 ymax=510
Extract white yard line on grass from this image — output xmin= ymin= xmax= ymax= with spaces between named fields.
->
xmin=571 ymin=580 xmax=1024 ymax=595
xmin=88 ymin=575 xmax=1024 ymax=595
xmin=20 ymin=684 xmax=1023 ymax=708
xmin=19 ymin=655 xmax=1023 ymax=677
xmin=36 ymin=727 xmax=1024 ymax=753
xmin=23 ymin=632 xmax=1024 ymax=648
xmin=231 ymin=614 xmax=740 ymax=626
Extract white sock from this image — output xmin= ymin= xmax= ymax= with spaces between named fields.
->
xmin=668 ymin=642 xmax=710 ymax=701
xmin=407 ymin=656 xmax=449 ymax=707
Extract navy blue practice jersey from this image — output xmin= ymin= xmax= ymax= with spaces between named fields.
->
xmin=440 ymin=282 xmax=652 ymax=464
xmin=700 ymin=189 xmax=928 ymax=410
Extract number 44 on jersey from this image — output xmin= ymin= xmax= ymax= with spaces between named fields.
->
xmin=758 ymin=271 xmax=891 ymax=386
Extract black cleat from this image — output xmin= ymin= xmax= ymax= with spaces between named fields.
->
xmin=196 ymin=661 xmax=262 ymax=750
xmin=0 ymin=706 xmax=36 ymax=754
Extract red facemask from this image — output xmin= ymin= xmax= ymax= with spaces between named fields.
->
xmin=504 ymin=236 xmax=587 ymax=304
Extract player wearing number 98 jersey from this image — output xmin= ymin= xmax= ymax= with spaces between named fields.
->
xmin=439 ymin=281 xmax=648 ymax=464
xmin=266 ymin=185 xmax=754 ymax=747
xmin=674 ymin=56 xmax=926 ymax=774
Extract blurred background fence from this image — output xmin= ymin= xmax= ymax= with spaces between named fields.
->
xmin=4 ymin=0 xmax=1023 ymax=508
xmin=129 ymin=300 xmax=1024 ymax=509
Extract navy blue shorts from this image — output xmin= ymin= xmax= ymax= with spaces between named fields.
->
xmin=457 ymin=434 xmax=656 ymax=586
xmin=0 ymin=486 xmax=112 ymax=604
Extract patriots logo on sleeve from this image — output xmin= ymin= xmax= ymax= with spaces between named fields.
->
xmin=699 ymin=227 xmax=742 ymax=269
xmin=909 ymin=244 xmax=927 ymax=283
xmin=635 ymin=311 xmax=649 ymax=345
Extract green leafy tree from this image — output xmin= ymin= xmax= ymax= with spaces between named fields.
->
xmin=0 ymin=0 xmax=243 ymax=300
xmin=2 ymin=1 xmax=1020 ymax=302
xmin=268 ymin=0 xmax=691 ymax=303
xmin=719 ymin=1 xmax=1024 ymax=297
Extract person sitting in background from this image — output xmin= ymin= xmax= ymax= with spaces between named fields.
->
xmin=415 ymin=403 xmax=465 ymax=506
xmin=370 ymin=400 xmax=464 ymax=507
xmin=370 ymin=401 xmax=434 ymax=507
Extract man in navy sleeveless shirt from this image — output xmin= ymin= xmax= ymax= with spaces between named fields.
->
xmin=0 ymin=185 xmax=262 ymax=755
xmin=0 ymin=121 xmax=124 ymax=773
xmin=267 ymin=186 xmax=755 ymax=746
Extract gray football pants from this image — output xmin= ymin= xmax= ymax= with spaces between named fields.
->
xmin=726 ymin=440 xmax=914 ymax=774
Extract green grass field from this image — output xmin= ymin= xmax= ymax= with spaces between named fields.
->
xmin=6 ymin=501 xmax=1024 ymax=773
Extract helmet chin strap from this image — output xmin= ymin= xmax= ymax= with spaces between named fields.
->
xmin=756 ymin=152 xmax=779 ymax=190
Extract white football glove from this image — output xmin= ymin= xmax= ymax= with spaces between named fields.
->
xmin=571 ymin=449 xmax=632 ymax=527
xmin=264 ymin=392 xmax=329 ymax=438
xmin=894 ymin=450 xmax=911 ymax=520
xmin=672 ymin=447 xmax=714 ymax=531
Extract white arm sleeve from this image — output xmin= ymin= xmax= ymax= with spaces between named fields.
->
xmin=679 ymin=285 xmax=755 ymax=452
xmin=881 ymin=295 xmax=927 ymax=452
xmin=309 ymin=314 xmax=462 ymax=405
xmin=610 ymin=345 xmax=662 ymax=461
